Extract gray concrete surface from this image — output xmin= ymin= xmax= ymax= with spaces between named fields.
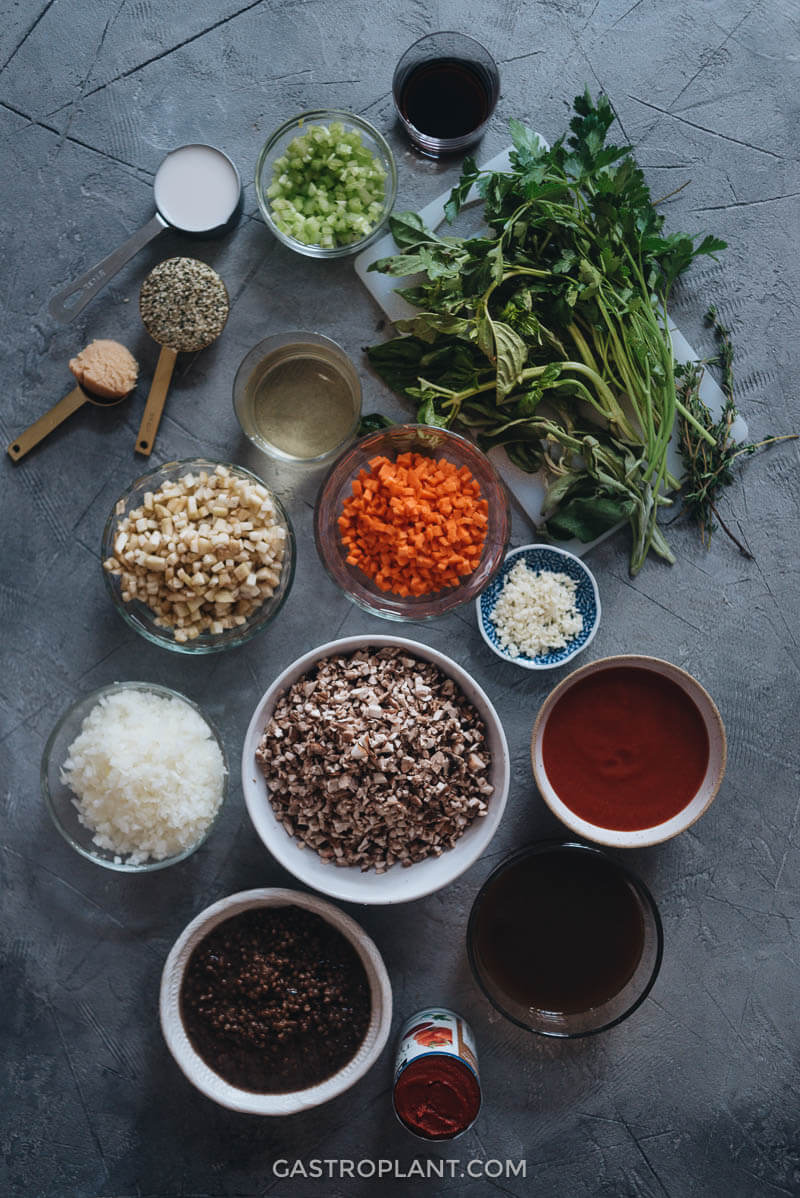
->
xmin=2 ymin=2 xmax=799 ymax=1196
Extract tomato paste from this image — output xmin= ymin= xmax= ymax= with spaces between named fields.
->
xmin=393 ymin=1008 xmax=481 ymax=1140
xmin=542 ymin=665 xmax=710 ymax=831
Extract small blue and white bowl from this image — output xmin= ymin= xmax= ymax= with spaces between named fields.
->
xmin=476 ymin=545 xmax=601 ymax=670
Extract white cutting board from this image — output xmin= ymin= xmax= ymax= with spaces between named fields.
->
xmin=356 ymin=144 xmax=743 ymax=547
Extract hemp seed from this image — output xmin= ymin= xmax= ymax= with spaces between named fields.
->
xmin=139 ymin=257 xmax=229 ymax=352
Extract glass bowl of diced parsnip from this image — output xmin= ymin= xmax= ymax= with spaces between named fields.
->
xmin=101 ymin=459 xmax=296 ymax=654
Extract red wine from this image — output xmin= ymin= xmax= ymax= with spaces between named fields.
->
xmin=399 ymin=57 xmax=491 ymax=140
xmin=471 ymin=847 xmax=646 ymax=1014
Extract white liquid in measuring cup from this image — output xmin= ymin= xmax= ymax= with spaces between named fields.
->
xmin=154 ymin=145 xmax=240 ymax=233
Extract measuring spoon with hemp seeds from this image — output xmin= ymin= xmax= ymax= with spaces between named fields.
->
xmin=136 ymin=257 xmax=229 ymax=456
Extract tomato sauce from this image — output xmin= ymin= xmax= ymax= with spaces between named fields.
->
xmin=541 ymin=666 xmax=709 ymax=831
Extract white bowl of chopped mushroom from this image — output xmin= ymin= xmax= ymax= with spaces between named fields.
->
xmin=476 ymin=544 xmax=601 ymax=670
xmin=101 ymin=458 xmax=295 ymax=652
xmin=241 ymin=636 xmax=511 ymax=904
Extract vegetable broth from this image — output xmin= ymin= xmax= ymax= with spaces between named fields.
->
xmin=243 ymin=347 xmax=358 ymax=460
xmin=471 ymin=848 xmax=645 ymax=1014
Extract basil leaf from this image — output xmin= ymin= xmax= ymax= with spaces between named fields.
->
xmin=357 ymin=413 xmax=394 ymax=435
xmin=493 ymin=321 xmax=528 ymax=400
xmin=395 ymin=313 xmax=472 ymax=343
xmin=388 ymin=211 xmax=436 ymax=249
xmin=366 ymin=337 xmax=429 ymax=397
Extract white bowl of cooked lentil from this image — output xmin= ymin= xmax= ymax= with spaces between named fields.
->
xmin=241 ymin=635 xmax=511 ymax=904
xmin=160 ymin=888 xmax=392 ymax=1114
xmin=101 ymin=458 xmax=295 ymax=653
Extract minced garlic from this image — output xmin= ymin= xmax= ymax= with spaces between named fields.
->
xmin=489 ymin=560 xmax=583 ymax=659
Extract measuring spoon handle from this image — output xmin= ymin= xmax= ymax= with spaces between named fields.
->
xmin=7 ymin=386 xmax=88 ymax=461
xmin=135 ymin=345 xmax=178 ymax=456
xmin=48 ymin=213 xmax=168 ymax=324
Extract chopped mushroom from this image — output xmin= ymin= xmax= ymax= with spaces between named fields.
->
xmin=255 ymin=648 xmax=493 ymax=873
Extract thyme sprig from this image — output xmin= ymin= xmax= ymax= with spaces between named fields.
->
xmin=676 ymin=307 xmax=797 ymax=553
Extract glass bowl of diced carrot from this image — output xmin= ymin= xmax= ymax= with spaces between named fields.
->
xmin=314 ymin=424 xmax=511 ymax=620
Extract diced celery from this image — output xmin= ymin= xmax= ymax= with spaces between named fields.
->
xmin=267 ymin=120 xmax=387 ymax=247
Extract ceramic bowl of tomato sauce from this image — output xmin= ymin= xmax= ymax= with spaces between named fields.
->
xmin=531 ymin=655 xmax=727 ymax=848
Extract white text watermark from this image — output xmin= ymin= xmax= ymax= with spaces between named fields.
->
xmin=272 ymin=1158 xmax=526 ymax=1180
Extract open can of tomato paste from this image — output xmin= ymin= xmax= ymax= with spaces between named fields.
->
xmin=393 ymin=1007 xmax=481 ymax=1140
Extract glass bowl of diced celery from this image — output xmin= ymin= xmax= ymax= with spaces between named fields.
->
xmin=255 ymin=110 xmax=397 ymax=258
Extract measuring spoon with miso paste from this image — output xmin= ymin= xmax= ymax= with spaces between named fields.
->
xmin=7 ymin=340 xmax=138 ymax=461
xmin=136 ymin=257 xmax=230 ymax=456
xmin=48 ymin=144 xmax=241 ymax=324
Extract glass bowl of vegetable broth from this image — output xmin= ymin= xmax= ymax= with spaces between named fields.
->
xmin=255 ymin=111 xmax=397 ymax=258
xmin=314 ymin=424 xmax=510 ymax=620
xmin=467 ymin=841 xmax=663 ymax=1037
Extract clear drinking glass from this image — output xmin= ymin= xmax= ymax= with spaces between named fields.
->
xmin=392 ymin=31 xmax=500 ymax=157
xmin=233 ymin=332 xmax=362 ymax=464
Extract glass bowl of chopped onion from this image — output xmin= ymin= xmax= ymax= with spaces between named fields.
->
xmin=255 ymin=110 xmax=398 ymax=258
xmin=101 ymin=458 xmax=296 ymax=653
xmin=314 ymin=424 xmax=511 ymax=620
xmin=42 ymin=681 xmax=229 ymax=872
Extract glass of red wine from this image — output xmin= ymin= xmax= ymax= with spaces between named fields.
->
xmin=392 ymin=31 xmax=500 ymax=158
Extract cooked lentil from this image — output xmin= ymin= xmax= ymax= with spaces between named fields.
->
xmin=180 ymin=905 xmax=371 ymax=1093
xmin=139 ymin=257 xmax=229 ymax=352
xmin=255 ymin=647 xmax=493 ymax=872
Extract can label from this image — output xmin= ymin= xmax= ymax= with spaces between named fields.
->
xmin=394 ymin=1007 xmax=479 ymax=1081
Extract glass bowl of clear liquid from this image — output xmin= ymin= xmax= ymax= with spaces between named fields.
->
xmin=233 ymin=332 xmax=362 ymax=464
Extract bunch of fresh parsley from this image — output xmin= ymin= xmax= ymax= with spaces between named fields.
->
xmin=367 ymin=91 xmax=726 ymax=575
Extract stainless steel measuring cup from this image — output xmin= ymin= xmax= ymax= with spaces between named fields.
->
xmin=48 ymin=144 xmax=241 ymax=324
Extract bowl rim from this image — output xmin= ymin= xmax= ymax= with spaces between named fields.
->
xmin=530 ymin=654 xmax=727 ymax=847
xmin=314 ymin=423 xmax=511 ymax=621
xmin=466 ymin=838 xmax=664 ymax=1038
xmin=254 ymin=108 xmax=398 ymax=259
xmin=42 ymin=679 xmax=229 ymax=872
xmin=241 ymin=634 xmax=511 ymax=904
xmin=475 ymin=543 xmax=601 ymax=670
xmin=101 ymin=457 xmax=296 ymax=655
xmin=159 ymin=887 xmax=393 ymax=1113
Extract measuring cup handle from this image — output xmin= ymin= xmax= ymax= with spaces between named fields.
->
xmin=135 ymin=345 xmax=178 ymax=456
xmin=48 ymin=213 xmax=168 ymax=324
xmin=7 ymin=386 xmax=88 ymax=461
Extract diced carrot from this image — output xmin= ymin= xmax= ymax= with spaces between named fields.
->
xmin=338 ymin=451 xmax=489 ymax=597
